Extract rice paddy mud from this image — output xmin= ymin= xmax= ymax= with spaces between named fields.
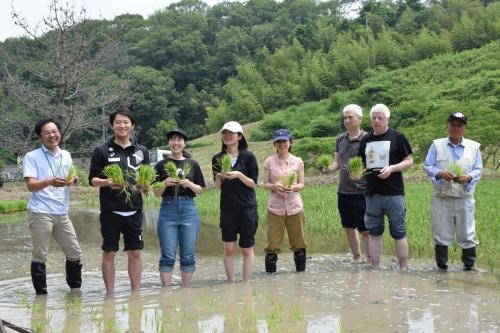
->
xmin=1 ymin=209 xmax=499 ymax=332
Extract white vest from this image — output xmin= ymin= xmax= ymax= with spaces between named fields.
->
xmin=433 ymin=137 xmax=480 ymax=198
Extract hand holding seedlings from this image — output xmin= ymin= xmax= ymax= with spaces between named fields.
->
xmin=49 ymin=177 xmax=68 ymax=187
xmin=437 ymin=170 xmax=454 ymax=182
xmin=220 ymin=171 xmax=242 ymax=180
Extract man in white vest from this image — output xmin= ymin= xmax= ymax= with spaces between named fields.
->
xmin=423 ymin=112 xmax=483 ymax=271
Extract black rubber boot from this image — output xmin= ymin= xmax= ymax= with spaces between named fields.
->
xmin=31 ymin=262 xmax=48 ymax=295
xmin=294 ymin=249 xmax=306 ymax=272
xmin=435 ymin=245 xmax=448 ymax=270
xmin=462 ymin=247 xmax=476 ymax=271
xmin=265 ymin=253 xmax=278 ymax=273
xmin=66 ymin=260 xmax=82 ymax=289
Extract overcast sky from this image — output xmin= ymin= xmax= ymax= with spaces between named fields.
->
xmin=0 ymin=0 xmax=227 ymax=41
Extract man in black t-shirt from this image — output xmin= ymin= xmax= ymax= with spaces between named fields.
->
xmin=359 ymin=104 xmax=413 ymax=269
xmin=89 ymin=107 xmax=149 ymax=294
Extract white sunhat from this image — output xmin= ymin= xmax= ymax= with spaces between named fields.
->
xmin=220 ymin=121 xmax=243 ymax=134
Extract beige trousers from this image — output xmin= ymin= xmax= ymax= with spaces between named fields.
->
xmin=430 ymin=196 xmax=478 ymax=249
xmin=265 ymin=211 xmax=307 ymax=253
xmin=28 ymin=211 xmax=82 ymax=263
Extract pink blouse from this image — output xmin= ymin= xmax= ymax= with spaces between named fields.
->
xmin=264 ymin=154 xmax=304 ymax=216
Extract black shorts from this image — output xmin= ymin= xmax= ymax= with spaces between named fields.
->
xmin=220 ymin=208 xmax=258 ymax=248
xmin=100 ymin=211 xmax=144 ymax=252
xmin=337 ymin=193 xmax=367 ymax=232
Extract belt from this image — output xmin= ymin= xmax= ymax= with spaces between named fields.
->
xmin=163 ymin=196 xmax=193 ymax=201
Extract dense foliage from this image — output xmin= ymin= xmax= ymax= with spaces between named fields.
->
xmin=0 ymin=0 xmax=499 ymax=154
xmin=253 ymin=41 xmax=500 ymax=165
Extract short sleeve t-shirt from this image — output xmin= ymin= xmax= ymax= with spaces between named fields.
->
xmin=359 ymin=128 xmax=412 ymax=196
xmin=335 ymin=131 xmax=367 ymax=194
xmin=154 ymin=157 xmax=205 ymax=197
xmin=212 ymin=150 xmax=258 ymax=210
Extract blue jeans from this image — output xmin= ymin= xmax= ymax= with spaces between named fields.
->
xmin=364 ymin=194 xmax=406 ymax=239
xmin=157 ymin=197 xmax=199 ymax=273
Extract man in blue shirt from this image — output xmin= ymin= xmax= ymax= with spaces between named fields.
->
xmin=23 ymin=118 xmax=82 ymax=294
xmin=423 ymin=112 xmax=483 ymax=271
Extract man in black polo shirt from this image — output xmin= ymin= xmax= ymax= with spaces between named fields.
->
xmin=89 ymin=107 xmax=149 ymax=294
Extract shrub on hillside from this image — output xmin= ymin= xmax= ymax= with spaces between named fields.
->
xmin=293 ymin=137 xmax=336 ymax=170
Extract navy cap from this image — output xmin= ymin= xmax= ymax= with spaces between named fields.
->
xmin=272 ymin=129 xmax=292 ymax=142
xmin=166 ymin=128 xmax=188 ymax=141
xmin=447 ymin=112 xmax=467 ymax=125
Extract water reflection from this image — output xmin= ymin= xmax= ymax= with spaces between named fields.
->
xmin=1 ymin=210 xmax=499 ymax=332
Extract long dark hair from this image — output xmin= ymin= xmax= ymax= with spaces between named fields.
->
xmin=221 ymin=134 xmax=248 ymax=153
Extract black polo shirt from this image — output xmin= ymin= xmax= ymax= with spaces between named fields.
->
xmin=212 ymin=149 xmax=258 ymax=210
xmin=89 ymin=138 xmax=149 ymax=212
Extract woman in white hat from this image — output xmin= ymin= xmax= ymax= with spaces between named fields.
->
xmin=211 ymin=121 xmax=259 ymax=282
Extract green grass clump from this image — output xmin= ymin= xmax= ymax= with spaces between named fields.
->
xmin=448 ymin=161 xmax=464 ymax=178
xmin=0 ymin=200 xmax=27 ymax=214
xmin=346 ymin=156 xmax=365 ymax=179
xmin=280 ymin=172 xmax=296 ymax=189
xmin=316 ymin=154 xmax=332 ymax=172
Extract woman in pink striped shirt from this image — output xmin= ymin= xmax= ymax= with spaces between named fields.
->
xmin=262 ymin=129 xmax=307 ymax=273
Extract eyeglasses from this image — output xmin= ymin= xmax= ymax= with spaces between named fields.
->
xmin=41 ymin=130 xmax=60 ymax=136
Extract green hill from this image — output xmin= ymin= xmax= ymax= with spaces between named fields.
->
xmin=249 ymin=41 xmax=500 ymax=164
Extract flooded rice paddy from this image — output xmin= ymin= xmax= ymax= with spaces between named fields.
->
xmin=0 ymin=209 xmax=499 ymax=332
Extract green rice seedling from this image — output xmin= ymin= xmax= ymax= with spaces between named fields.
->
xmin=65 ymin=165 xmax=78 ymax=184
xmin=103 ymin=164 xmax=132 ymax=202
xmin=164 ymin=161 xmax=190 ymax=180
xmin=218 ymin=154 xmax=232 ymax=173
xmin=280 ymin=172 xmax=296 ymax=189
xmin=448 ymin=161 xmax=464 ymax=178
xmin=103 ymin=164 xmax=127 ymax=187
xmin=134 ymin=164 xmax=162 ymax=195
xmin=316 ymin=154 xmax=332 ymax=172
xmin=165 ymin=161 xmax=191 ymax=196
xmin=346 ymin=156 xmax=365 ymax=179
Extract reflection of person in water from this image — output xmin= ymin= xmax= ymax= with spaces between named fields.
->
xmin=423 ymin=112 xmax=483 ymax=271
xmin=358 ymin=104 xmax=413 ymax=269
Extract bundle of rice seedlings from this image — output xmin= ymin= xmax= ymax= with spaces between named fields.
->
xmin=65 ymin=165 xmax=78 ymax=184
xmin=103 ymin=164 xmax=132 ymax=202
xmin=280 ymin=172 xmax=296 ymax=190
xmin=218 ymin=154 xmax=232 ymax=173
xmin=346 ymin=156 xmax=365 ymax=179
xmin=165 ymin=161 xmax=191 ymax=180
xmin=164 ymin=160 xmax=191 ymax=196
xmin=134 ymin=164 xmax=162 ymax=195
xmin=103 ymin=164 xmax=127 ymax=187
xmin=448 ymin=161 xmax=464 ymax=179
xmin=316 ymin=154 xmax=332 ymax=172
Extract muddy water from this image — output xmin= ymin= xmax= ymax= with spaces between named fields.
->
xmin=1 ymin=210 xmax=499 ymax=332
